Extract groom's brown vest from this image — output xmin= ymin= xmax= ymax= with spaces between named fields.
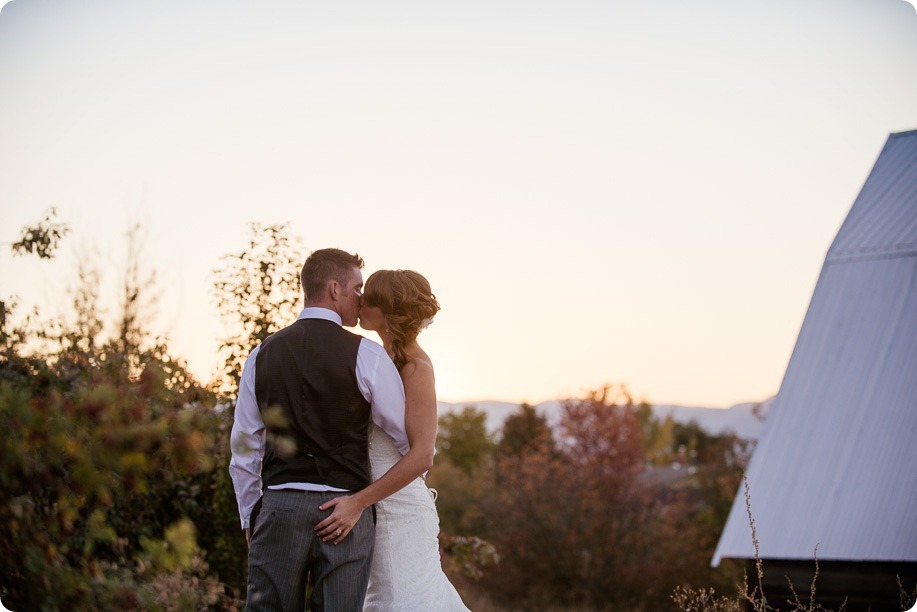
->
xmin=255 ymin=318 xmax=372 ymax=491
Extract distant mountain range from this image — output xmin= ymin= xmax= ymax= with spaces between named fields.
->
xmin=437 ymin=396 xmax=774 ymax=441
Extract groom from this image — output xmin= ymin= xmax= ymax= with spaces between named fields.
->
xmin=229 ymin=248 xmax=408 ymax=611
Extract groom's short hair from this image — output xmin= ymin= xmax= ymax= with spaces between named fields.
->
xmin=301 ymin=248 xmax=365 ymax=301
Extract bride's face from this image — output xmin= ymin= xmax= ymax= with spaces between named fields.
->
xmin=359 ymin=303 xmax=386 ymax=333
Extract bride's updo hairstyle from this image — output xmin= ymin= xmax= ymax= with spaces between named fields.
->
xmin=363 ymin=270 xmax=441 ymax=370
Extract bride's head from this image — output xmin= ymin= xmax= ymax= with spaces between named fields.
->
xmin=360 ymin=269 xmax=440 ymax=369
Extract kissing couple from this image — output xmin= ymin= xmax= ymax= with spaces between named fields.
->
xmin=229 ymin=248 xmax=470 ymax=611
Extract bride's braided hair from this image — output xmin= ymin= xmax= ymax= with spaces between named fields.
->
xmin=363 ymin=270 xmax=440 ymax=370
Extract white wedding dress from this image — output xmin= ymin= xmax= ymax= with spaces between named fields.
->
xmin=364 ymin=423 xmax=470 ymax=611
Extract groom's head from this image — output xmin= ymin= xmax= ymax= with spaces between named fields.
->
xmin=301 ymin=248 xmax=365 ymax=326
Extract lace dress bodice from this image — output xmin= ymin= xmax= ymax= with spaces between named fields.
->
xmin=368 ymin=423 xmax=406 ymax=480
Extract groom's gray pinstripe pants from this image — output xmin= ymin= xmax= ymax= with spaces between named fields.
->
xmin=246 ymin=489 xmax=375 ymax=612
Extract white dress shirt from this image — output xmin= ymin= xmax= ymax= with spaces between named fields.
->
xmin=229 ymin=307 xmax=408 ymax=529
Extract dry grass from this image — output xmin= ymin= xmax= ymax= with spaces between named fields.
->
xmin=899 ymin=575 xmax=917 ymax=612
xmin=672 ymin=474 xmax=865 ymax=612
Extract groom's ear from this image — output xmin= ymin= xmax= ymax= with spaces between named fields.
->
xmin=327 ymin=280 xmax=341 ymax=301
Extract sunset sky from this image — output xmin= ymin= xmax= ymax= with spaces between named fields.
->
xmin=1 ymin=0 xmax=915 ymax=407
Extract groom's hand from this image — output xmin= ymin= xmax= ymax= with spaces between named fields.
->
xmin=315 ymin=495 xmax=363 ymax=545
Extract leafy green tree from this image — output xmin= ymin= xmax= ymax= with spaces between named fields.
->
xmin=635 ymin=401 xmax=676 ymax=466
xmin=436 ymin=405 xmax=494 ymax=475
xmin=428 ymin=405 xmax=497 ymax=551
xmin=427 ymin=406 xmax=501 ymax=589
xmin=426 ymin=449 xmax=493 ymax=537
xmin=211 ymin=222 xmax=304 ymax=397
xmin=0 ymin=218 xmax=237 ymax=609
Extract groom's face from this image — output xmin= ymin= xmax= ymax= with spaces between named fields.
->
xmin=338 ymin=266 xmax=364 ymax=327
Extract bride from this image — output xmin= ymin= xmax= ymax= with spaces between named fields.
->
xmin=313 ymin=269 xmax=469 ymax=611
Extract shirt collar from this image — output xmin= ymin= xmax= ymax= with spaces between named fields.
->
xmin=297 ymin=307 xmax=342 ymax=326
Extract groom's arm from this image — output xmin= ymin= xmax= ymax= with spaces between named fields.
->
xmin=229 ymin=346 xmax=265 ymax=535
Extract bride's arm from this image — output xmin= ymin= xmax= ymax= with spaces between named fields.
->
xmin=314 ymin=361 xmax=438 ymax=544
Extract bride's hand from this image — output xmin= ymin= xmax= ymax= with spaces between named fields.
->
xmin=315 ymin=495 xmax=364 ymax=545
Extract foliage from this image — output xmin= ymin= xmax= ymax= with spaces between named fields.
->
xmin=0 ymin=322 xmax=237 ymax=608
xmin=0 ymin=219 xmax=242 ymax=609
xmin=429 ymin=387 xmax=749 ymax=610
xmin=441 ymin=535 xmax=500 ymax=581
xmin=11 ymin=207 xmax=70 ymax=260
xmin=193 ymin=407 xmax=249 ymax=598
xmin=211 ymin=222 xmax=304 ymax=397
xmin=671 ymin=475 xmax=917 ymax=612
xmin=426 ymin=452 xmax=493 ymax=538
xmin=1 ymin=214 xmax=781 ymax=610
xmin=479 ymin=388 xmax=692 ymax=609
xmin=672 ymin=585 xmax=744 ymax=612
xmin=635 ymin=401 xmax=676 ymax=466
xmin=496 ymin=402 xmax=554 ymax=458
xmin=899 ymin=575 xmax=917 ymax=612
xmin=429 ymin=406 xmax=497 ymax=543
xmin=436 ymin=405 xmax=494 ymax=475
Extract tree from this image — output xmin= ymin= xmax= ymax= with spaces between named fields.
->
xmin=0 ymin=217 xmax=237 ymax=609
xmin=436 ymin=405 xmax=494 ymax=475
xmin=558 ymin=386 xmax=644 ymax=480
xmin=478 ymin=386 xmax=719 ymax=610
xmin=497 ymin=402 xmax=554 ymax=458
xmin=211 ymin=222 xmax=304 ymax=397
xmin=10 ymin=207 xmax=69 ymax=260
xmin=635 ymin=401 xmax=676 ymax=466
xmin=2 ymin=208 xmax=72 ymax=385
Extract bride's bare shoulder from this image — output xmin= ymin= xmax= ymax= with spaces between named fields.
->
xmin=399 ymin=352 xmax=435 ymax=385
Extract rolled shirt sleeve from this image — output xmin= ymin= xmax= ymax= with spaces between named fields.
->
xmin=357 ymin=338 xmax=409 ymax=455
